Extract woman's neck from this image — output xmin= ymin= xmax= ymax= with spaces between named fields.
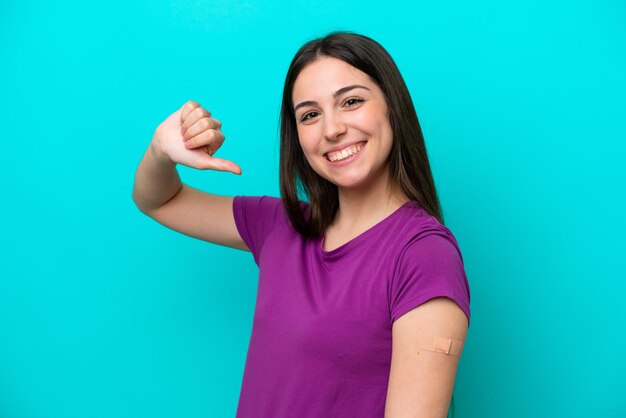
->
xmin=331 ymin=169 xmax=409 ymax=237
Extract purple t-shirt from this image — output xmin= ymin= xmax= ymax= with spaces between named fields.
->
xmin=232 ymin=196 xmax=470 ymax=418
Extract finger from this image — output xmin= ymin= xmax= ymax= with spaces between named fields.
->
xmin=182 ymin=106 xmax=212 ymax=133
xmin=180 ymin=100 xmax=201 ymax=124
xmin=195 ymin=155 xmax=242 ymax=175
xmin=183 ymin=116 xmax=221 ymax=141
xmin=184 ymin=129 xmax=224 ymax=152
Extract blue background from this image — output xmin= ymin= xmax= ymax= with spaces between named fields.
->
xmin=1 ymin=0 xmax=625 ymax=417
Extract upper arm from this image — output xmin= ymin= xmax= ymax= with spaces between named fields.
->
xmin=384 ymin=297 xmax=468 ymax=418
xmin=143 ymin=184 xmax=249 ymax=251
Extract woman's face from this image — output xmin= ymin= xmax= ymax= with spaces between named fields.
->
xmin=292 ymin=57 xmax=394 ymax=192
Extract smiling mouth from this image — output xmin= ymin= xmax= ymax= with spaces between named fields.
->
xmin=324 ymin=142 xmax=366 ymax=162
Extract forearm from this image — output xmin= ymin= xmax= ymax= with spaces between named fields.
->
xmin=132 ymin=139 xmax=183 ymax=213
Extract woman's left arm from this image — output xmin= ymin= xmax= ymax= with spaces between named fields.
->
xmin=384 ymin=297 xmax=469 ymax=418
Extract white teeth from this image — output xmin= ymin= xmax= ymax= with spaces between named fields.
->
xmin=326 ymin=144 xmax=363 ymax=162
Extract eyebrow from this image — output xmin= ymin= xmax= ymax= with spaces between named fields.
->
xmin=293 ymin=84 xmax=371 ymax=112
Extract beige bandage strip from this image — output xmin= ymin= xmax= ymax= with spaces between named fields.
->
xmin=416 ymin=336 xmax=464 ymax=355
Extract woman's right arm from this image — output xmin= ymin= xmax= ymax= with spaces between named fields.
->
xmin=131 ymin=100 xmax=249 ymax=251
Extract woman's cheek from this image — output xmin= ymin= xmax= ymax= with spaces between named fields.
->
xmin=298 ymin=129 xmax=321 ymax=155
xmin=354 ymin=109 xmax=379 ymax=130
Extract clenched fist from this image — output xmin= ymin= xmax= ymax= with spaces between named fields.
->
xmin=151 ymin=100 xmax=242 ymax=174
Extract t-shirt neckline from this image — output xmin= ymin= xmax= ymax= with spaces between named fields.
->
xmin=318 ymin=200 xmax=419 ymax=259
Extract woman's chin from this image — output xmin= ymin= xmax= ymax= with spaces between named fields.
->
xmin=313 ymin=163 xmax=385 ymax=192
xmin=330 ymin=174 xmax=372 ymax=191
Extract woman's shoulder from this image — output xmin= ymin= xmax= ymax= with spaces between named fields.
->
xmin=233 ymin=195 xmax=309 ymax=227
xmin=233 ymin=195 xmax=284 ymax=216
xmin=233 ymin=195 xmax=309 ymax=205
xmin=394 ymin=201 xmax=452 ymax=233
xmin=390 ymin=201 xmax=462 ymax=256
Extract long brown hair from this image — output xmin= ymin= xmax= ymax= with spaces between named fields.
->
xmin=280 ymin=31 xmax=443 ymax=238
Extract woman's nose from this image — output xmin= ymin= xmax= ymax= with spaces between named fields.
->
xmin=323 ymin=111 xmax=347 ymax=141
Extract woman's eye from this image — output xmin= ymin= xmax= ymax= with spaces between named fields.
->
xmin=300 ymin=111 xmax=319 ymax=122
xmin=344 ymin=97 xmax=364 ymax=107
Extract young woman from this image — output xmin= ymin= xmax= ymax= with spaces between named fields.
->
xmin=132 ymin=32 xmax=471 ymax=418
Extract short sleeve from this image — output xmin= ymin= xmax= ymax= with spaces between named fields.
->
xmin=232 ymin=195 xmax=284 ymax=265
xmin=389 ymin=233 xmax=471 ymax=326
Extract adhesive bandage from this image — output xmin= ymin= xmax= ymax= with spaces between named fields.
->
xmin=416 ymin=336 xmax=464 ymax=356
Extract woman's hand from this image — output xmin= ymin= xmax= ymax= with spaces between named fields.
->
xmin=151 ymin=100 xmax=242 ymax=174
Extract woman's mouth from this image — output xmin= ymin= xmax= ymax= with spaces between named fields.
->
xmin=324 ymin=141 xmax=366 ymax=163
